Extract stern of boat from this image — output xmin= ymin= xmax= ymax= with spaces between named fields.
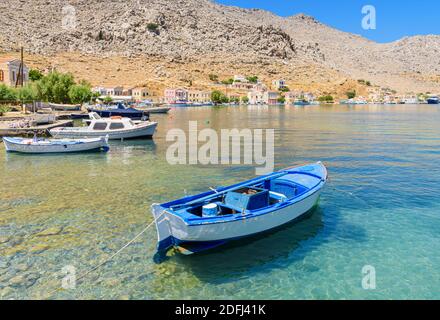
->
xmin=151 ymin=204 xmax=175 ymax=263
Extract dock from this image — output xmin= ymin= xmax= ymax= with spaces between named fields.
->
xmin=0 ymin=120 xmax=73 ymax=137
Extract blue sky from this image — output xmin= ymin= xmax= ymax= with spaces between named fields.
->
xmin=215 ymin=0 xmax=440 ymax=43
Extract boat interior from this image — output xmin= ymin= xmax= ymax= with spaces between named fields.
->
xmin=175 ymin=175 xmax=310 ymax=219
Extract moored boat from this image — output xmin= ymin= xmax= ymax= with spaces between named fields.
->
xmin=48 ymin=103 xmax=81 ymax=111
xmin=151 ymin=162 xmax=327 ymax=261
xmin=427 ymin=96 xmax=439 ymax=104
xmin=87 ymin=102 xmax=148 ymax=120
xmin=49 ymin=112 xmax=157 ymax=140
xmin=293 ymin=99 xmax=310 ymax=106
xmin=3 ymin=136 xmax=109 ymax=154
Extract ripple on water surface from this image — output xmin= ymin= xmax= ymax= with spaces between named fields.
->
xmin=1 ymin=104 xmax=440 ymax=299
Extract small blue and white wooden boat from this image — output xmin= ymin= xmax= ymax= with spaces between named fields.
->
xmin=2 ymin=136 xmax=109 ymax=154
xmin=151 ymin=162 xmax=327 ymax=261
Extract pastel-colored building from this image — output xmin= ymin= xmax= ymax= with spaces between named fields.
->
xmin=165 ymin=88 xmax=188 ymax=104
xmin=132 ymin=87 xmax=150 ymax=101
xmin=272 ymin=79 xmax=287 ymax=90
xmin=247 ymin=90 xmax=265 ymax=105
xmin=263 ymin=91 xmax=280 ymax=105
xmin=188 ymin=90 xmax=211 ymax=103
xmin=0 ymin=57 xmax=29 ymax=87
xmin=233 ymin=75 xmax=248 ymax=83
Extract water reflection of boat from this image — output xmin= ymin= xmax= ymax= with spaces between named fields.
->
xmin=175 ymin=207 xmax=324 ymax=281
xmin=152 ymin=162 xmax=327 ymax=261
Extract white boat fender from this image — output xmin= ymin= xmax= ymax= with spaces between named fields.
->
xmin=202 ymin=203 xmax=218 ymax=217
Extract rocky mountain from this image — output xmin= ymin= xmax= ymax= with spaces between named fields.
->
xmin=0 ymin=0 xmax=439 ymax=93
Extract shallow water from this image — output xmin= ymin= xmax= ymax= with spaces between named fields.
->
xmin=1 ymin=104 xmax=440 ymax=299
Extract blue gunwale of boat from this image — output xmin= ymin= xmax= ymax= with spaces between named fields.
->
xmin=157 ymin=204 xmax=319 ymax=255
xmin=3 ymin=137 xmax=90 ymax=145
xmin=159 ymin=164 xmax=327 ymax=226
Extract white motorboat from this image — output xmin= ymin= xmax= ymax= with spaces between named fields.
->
xmin=3 ymin=136 xmax=109 ymax=154
xmin=49 ymin=113 xmax=157 ymax=140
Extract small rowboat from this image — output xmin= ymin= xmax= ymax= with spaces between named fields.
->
xmin=2 ymin=136 xmax=109 ymax=154
xmin=151 ymin=162 xmax=327 ymax=262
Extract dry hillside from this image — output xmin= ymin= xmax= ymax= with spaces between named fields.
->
xmin=0 ymin=0 xmax=439 ymax=95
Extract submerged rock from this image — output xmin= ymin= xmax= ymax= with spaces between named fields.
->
xmin=35 ymin=227 xmax=64 ymax=237
xmin=29 ymin=244 xmax=50 ymax=254
xmin=9 ymin=275 xmax=27 ymax=288
xmin=0 ymin=236 xmax=11 ymax=244
xmin=0 ymin=286 xmax=14 ymax=299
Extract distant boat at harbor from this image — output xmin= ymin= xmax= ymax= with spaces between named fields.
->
xmin=87 ymin=102 xmax=148 ymax=120
xmin=48 ymin=103 xmax=81 ymax=111
xmin=3 ymin=135 xmax=109 ymax=154
xmin=135 ymin=102 xmax=171 ymax=114
xmin=427 ymin=97 xmax=439 ymax=104
xmin=293 ymin=99 xmax=310 ymax=106
xmin=49 ymin=112 xmax=157 ymax=140
xmin=151 ymin=162 xmax=327 ymax=260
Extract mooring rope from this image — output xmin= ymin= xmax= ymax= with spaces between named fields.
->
xmin=327 ymin=179 xmax=374 ymax=209
xmin=46 ymin=211 xmax=164 ymax=299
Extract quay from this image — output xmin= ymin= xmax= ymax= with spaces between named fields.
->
xmin=0 ymin=119 xmax=73 ymax=137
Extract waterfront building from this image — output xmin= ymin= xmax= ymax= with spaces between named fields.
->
xmin=0 ymin=57 xmax=29 ymax=87
xmin=132 ymin=87 xmax=150 ymax=101
xmin=165 ymin=88 xmax=189 ymax=104
xmin=272 ymin=79 xmax=287 ymax=90
xmin=247 ymin=89 xmax=265 ymax=105
xmin=188 ymin=90 xmax=211 ymax=103
xmin=263 ymin=91 xmax=280 ymax=105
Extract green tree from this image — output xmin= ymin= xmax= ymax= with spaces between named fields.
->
xmin=241 ymin=96 xmax=249 ymax=104
xmin=209 ymin=74 xmax=219 ymax=82
xmin=346 ymin=90 xmax=356 ymax=99
xmin=29 ymin=69 xmax=43 ymax=81
xmin=0 ymin=84 xmax=17 ymax=101
xmin=211 ymin=90 xmax=229 ymax=105
xmin=103 ymin=96 xmax=113 ymax=104
xmin=277 ymin=96 xmax=286 ymax=104
xmin=318 ymin=95 xmax=334 ymax=103
xmin=279 ymin=86 xmax=290 ymax=93
xmin=68 ymin=84 xmax=93 ymax=104
xmin=246 ymin=76 xmax=258 ymax=83
xmin=35 ymin=71 xmax=76 ymax=103
xmin=221 ymin=78 xmax=234 ymax=85
xmin=17 ymin=83 xmax=37 ymax=102
xmin=230 ymin=96 xmax=240 ymax=104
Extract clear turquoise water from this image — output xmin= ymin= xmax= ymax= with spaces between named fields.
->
xmin=1 ymin=104 xmax=440 ymax=299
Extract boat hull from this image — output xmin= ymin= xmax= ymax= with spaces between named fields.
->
xmin=3 ymin=137 xmax=109 ymax=154
xmin=427 ymin=98 xmax=439 ymax=105
xmin=157 ymin=189 xmax=321 ymax=250
xmin=151 ymin=162 xmax=327 ymax=259
xmin=49 ymin=122 xmax=157 ymax=140
xmin=87 ymin=109 xmax=145 ymax=120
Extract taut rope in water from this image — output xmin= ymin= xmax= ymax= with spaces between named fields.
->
xmin=45 ymin=212 xmax=164 ymax=299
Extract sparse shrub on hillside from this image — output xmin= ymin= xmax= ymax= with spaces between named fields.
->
xmin=147 ymin=23 xmax=159 ymax=34
xmin=246 ymin=76 xmax=258 ymax=84
xmin=346 ymin=90 xmax=356 ymax=99
xmin=209 ymin=74 xmax=219 ymax=82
